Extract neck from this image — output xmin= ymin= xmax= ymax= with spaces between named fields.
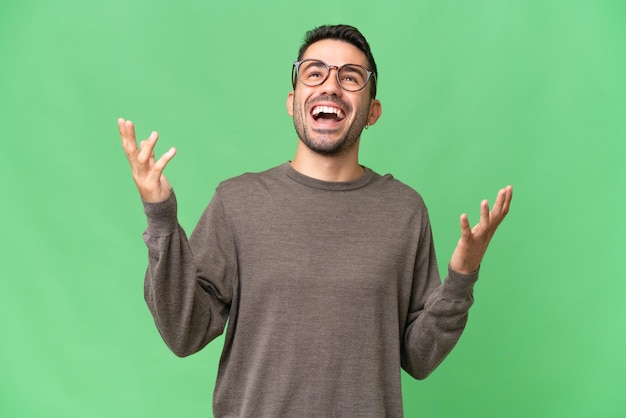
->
xmin=290 ymin=140 xmax=364 ymax=182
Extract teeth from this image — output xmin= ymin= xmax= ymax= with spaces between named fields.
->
xmin=312 ymin=106 xmax=345 ymax=119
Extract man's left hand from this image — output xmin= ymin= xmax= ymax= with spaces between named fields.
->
xmin=449 ymin=186 xmax=513 ymax=275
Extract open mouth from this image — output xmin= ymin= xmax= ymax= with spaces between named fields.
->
xmin=311 ymin=105 xmax=346 ymax=122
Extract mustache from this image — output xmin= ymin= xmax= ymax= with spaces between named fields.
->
xmin=307 ymin=95 xmax=350 ymax=111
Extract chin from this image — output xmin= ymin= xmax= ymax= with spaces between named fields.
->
xmin=302 ymin=134 xmax=355 ymax=156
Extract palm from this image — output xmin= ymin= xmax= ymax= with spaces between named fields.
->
xmin=449 ymin=186 xmax=513 ymax=274
xmin=118 ymin=118 xmax=176 ymax=202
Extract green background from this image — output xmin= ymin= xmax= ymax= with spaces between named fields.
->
xmin=1 ymin=0 xmax=624 ymax=416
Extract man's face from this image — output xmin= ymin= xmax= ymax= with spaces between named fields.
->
xmin=287 ymin=39 xmax=381 ymax=155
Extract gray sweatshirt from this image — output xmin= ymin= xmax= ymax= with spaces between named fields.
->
xmin=142 ymin=163 xmax=478 ymax=417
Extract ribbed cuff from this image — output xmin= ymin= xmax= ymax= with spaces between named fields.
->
xmin=142 ymin=191 xmax=178 ymax=236
xmin=442 ymin=265 xmax=480 ymax=298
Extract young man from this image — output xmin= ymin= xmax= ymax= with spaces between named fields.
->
xmin=119 ymin=24 xmax=512 ymax=417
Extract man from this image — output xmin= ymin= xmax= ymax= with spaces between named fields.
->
xmin=119 ymin=24 xmax=512 ymax=417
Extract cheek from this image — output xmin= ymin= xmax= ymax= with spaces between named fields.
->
xmin=292 ymin=96 xmax=308 ymax=119
xmin=354 ymin=99 xmax=370 ymax=118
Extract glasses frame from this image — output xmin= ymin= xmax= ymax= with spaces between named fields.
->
xmin=292 ymin=59 xmax=377 ymax=93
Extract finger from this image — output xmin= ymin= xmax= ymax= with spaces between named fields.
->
xmin=119 ymin=119 xmax=139 ymax=157
xmin=459 ymin=213 xmax=472 ymax=239
xmin=117 ymin=117 xmax=126 ymax=135
xmin=137 ymin=132 xmax=159 ymax=165
xmin=148 ymin=149 xmax=157 ymax=169
xmin=143 ymin=143 xmax=158 ymax=168
xmin=490 ymin=188 xmax=506 ymax=218
xmin=502 ymin=185 xmax=513 ymax=215
xmin=147 ymin=147 xmax=177 ymax=182
xmin=491 ymin=186 xmax=513 ymax=220
xmin=479 ymin=199 xmax=489 ymax=227
xmin=117 ymin=117 xmax=128 ymax=137
xmin=137 ymin=140 xmax=147 ymax=165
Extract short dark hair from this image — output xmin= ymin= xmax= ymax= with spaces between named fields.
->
xmin=295 ymin=24 xmax=378 ymax=98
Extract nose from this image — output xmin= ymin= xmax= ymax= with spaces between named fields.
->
xmin=319 ymin=66 xmax=343 ymax=96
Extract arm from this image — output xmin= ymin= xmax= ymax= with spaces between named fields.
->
xmin=118 ymin=119 xmax=232 ymax=356
xmin=142 ymin=193 xmax=234 ymax=357
xmin=402 ymin=187 xmax=513 ymax=379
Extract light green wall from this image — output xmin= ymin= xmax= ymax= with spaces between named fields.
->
xmin=1 ymin=0 xmax=624 ymax=417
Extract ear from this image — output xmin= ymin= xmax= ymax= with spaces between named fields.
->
xmin=286 ymin=91 xmax=294 ymax=116
xmin=366 ymin=98 xmax=382 ymax=126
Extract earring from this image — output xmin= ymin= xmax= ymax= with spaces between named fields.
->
xmin=364 ymin=124 xmax=369 ymax=130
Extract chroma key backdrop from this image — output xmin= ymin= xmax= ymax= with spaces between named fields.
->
xmin=1 ymin=0 xmax=625 ymax=417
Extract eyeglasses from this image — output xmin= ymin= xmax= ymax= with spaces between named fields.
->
xmin=292 ymin=59 xmax=376 ymax=92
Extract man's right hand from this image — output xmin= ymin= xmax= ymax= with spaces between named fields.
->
xmin=118 ymin=118 xmax=176 ymax=203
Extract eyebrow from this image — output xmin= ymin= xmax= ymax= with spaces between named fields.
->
xmin=341 ymin=65 xmax=363 ymax=73
xmin=303 ymin=60 xmax=326 ymax=69
xmin=305 ymin=60 xmax=367 ymax=72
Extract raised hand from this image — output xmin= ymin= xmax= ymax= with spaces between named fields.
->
xmin=118 ymin=118 xmax=176 ymax=203
xmin=449 ymin=186 xmax=513 ymax=275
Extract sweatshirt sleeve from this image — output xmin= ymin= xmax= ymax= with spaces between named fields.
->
xmin=400 ymin=211 xmax=478 ymax=380
xmin=142 ymin=191 xmax=236 ymax=357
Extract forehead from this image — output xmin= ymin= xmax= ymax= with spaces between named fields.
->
xmin=301 ymin=39 xmax=369 ymax=68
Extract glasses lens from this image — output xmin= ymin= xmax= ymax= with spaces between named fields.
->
xmin=298 ymin=60 xmax=329 ymax=86
xmin=337 ymin=65 xmax=368 ymax=91
xmin=295 ymin=60 xmax=371 ymax=91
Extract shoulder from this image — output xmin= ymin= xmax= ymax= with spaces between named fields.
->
xmin=368 ymin=169 xmax=428 ymax=210
xmin=213 ymin=164 xmax=285 ymax=199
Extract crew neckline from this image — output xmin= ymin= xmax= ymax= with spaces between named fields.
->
xmin=281 ymin=162 xmax=375 ymax=191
